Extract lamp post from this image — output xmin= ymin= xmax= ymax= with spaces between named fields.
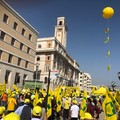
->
xmin=35 ymin=62 xmax=39 ymax=88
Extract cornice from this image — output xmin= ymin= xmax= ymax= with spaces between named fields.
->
xmin=1 ymin=0 xmax=39 ymax=35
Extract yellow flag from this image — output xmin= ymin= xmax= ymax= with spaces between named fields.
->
xmin=7 ymin=88 xmax=12 ymax=97
xmin=0 ymin=81 xmax=6 ymax=92
xmin=56 ymin=86 xmax=62 ymax=112
xmin=13 ymin=84 xmax=19 ymax=91
xmin=33 ymin=91 xmax=39 ymax=106
xmin=91 ymin=86 xmax=97 ymax=94
xmin=80 ymin=91 xmax=87 ymax=118
xmin=40 ymin=89 xmax=46 ymax=97
xmin=46 ymin=88 xmax=54 ymax=118
xmin=47 ymin=96 xmax=52 ymax=118
xmin=107 ymin=90 xmax=120 ymax=108
xmin=48 ymin=88 xmax=54 ymax=96
xmin=102 ymin=90 xmax=117 ymax=120
xmin=115 ymin=91 xmax=120 ymax=105
xmin=3 ymin=81 xmax=6 ymax=91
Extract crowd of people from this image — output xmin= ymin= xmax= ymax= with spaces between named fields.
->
xmin=0 ymin=86 xmax=119 ymax=120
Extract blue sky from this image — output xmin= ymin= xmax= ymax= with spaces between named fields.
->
xmin=5 ymin=0 xmax=120 ymax=86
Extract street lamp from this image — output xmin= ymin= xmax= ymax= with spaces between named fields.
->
xmin=117 ymin=72 xmax=120 ymax=80
xmin=35 ymin=62 xmax=39 ymax=88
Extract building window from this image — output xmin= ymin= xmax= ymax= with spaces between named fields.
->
xmin=37 ymin=57 xmax=40 ymax=61
xmin=8 ymin=54 xmax=13 ymax=63
xmin=48 ymin=43 xmax=51 ymax=48
xmin=3 ymin=14 xmax=8 ymax=23
xmin=27 ymin=47 xmax=30 ymax=54
xmin=44 ymin=77 xmax=48 ymax=83
xmin=80 ymin=72 xmax=83 ymax=75
xmin=14 ymin=72 xmax=20 ymax=84
xmin=59 ymin=21 xmax=62 ymax=25
xmin=17 ymin=58 xmax=21 ymax=66
xmin=47 ymin=56 xmax=50 ymax=60
xmin=5 ymin=70 xmax=11 ymax=84
xmin=0 ymin=31 xmax=5 ymax=40
xmin=20 ymin=43 xmax=23 ymax=50
xmin=22 ymin=28 xmax=25 ymax=36
xmin=25 ymin=61 xmax=28 ymax=68
xmin=80 ymin=80 xmax=82 ymax=82
xmin=55 ymin=42 xmax=57 ymax=48
xmin=13 ymin=22 xmax=18 ymax=30
xmin=29 ymin=34 xmax=32 ymax=40
xmin=11 ymin=38 xmax=15 ymax=46
xmin=23 ymin=74 xmax=27 ymax=85
xmin=0 ymin=50 xmax=2 ymax=60
xmin=33 ymin=71 xmax=36 ymax=79
xmin=48 ymin=56 xmax=49 ymax=60
xmin=23 ymin=74 xmax=27 ymax=80
xmin=45 ymin=64 xmax=50 ymax=72
xmin=38 ymin=44 xmax=41 ymax=48
xmin=33 ymin=70 xmax=41 ymax=80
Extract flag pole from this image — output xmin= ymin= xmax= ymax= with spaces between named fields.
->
xmin=45 ymin=69 xmax=51 ymax=111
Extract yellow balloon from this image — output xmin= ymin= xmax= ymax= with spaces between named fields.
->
xmin=102 ymin=7 xmax=114 ymax=19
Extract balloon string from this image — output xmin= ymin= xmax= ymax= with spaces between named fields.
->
xmin=106 ymin=19 xmax=111 ymax=67
xmin=105 ymin=19 xmax=110 ymax=65
xmin=105 ymin=19 xmax=112 ymax=81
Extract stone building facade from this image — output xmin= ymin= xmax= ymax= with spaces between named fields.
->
xmin=0 ymin=0 xmax=38 ymax=88
xmin=35 ymin=17 xmax=80 ymax=88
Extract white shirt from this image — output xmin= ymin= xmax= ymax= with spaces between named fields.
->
xmin=70 ymin=104 xmax=79 ymax=118
xmin=15 ymin=104 xmax=27 ymax=116
xmin=31 ymin=118 xmax=41 ymax=120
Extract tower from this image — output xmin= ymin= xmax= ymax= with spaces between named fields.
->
xmin=54 ymin=17 xmax=68 ymax=48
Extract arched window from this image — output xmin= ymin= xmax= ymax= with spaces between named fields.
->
xmin=38 ymin=44 xmax=41 ymax=48
xmin=59 ymin=21 xmax=62 ymax=25
xmin=44 ymin=77 xmax=48 ymax=83
xmin=37 ymin=57 xmax=40 ymax=61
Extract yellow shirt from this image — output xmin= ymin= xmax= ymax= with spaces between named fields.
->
xmin=64 ymin=100 xmax=70 ymax=109
xmin=7 ymin=98 xmax=17 ymax=111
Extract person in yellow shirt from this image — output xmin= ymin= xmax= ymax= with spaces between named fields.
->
xmin=7 ymin=94 xmax=17 ymax=114
xmin=0 ymin=106 xmax=5 ymax=119
xmin=63 ymin=97 xmax=70 ymax=120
